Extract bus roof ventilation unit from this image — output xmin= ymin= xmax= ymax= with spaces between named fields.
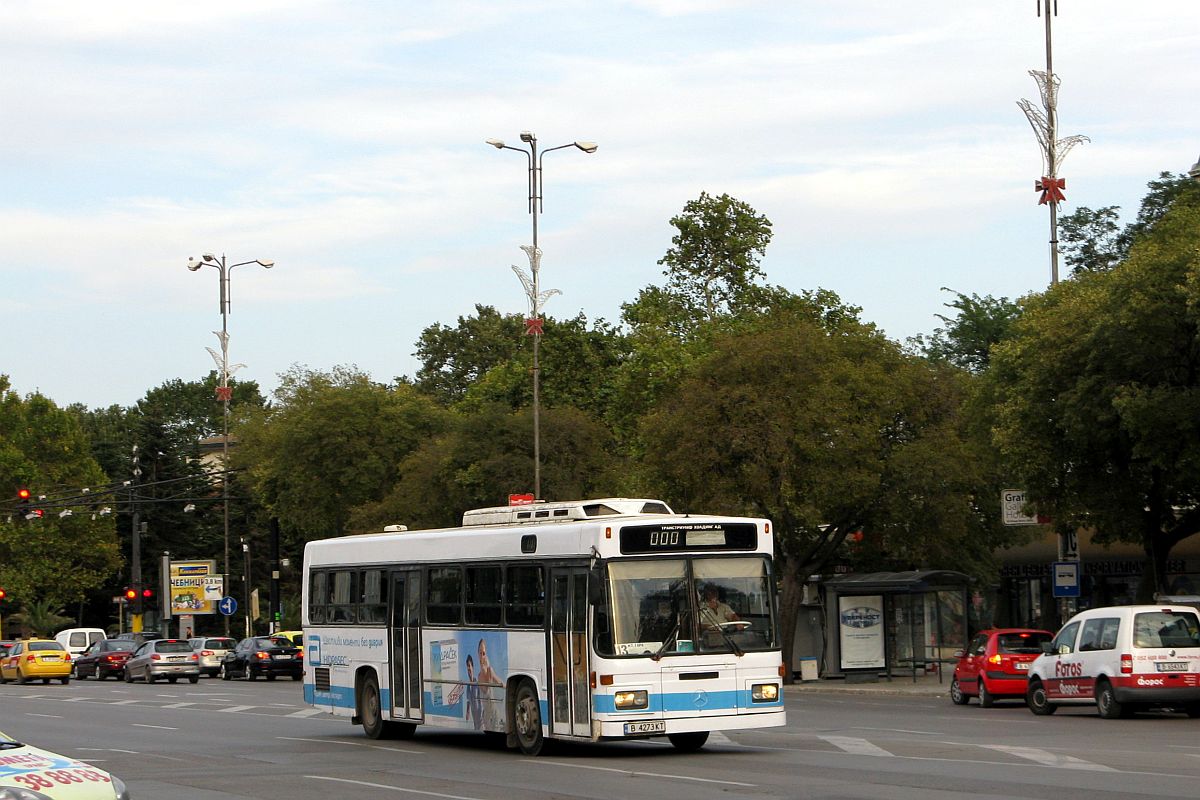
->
xmin=461 ymin=498 xmax=674 ymax=527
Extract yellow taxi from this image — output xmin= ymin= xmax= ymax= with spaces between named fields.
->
xmin=0 ymin=729 xmax=130 ymax=798
xmin=0 ymin=639 xmax=72 ymax=685
xmin=271 ymin=630 xmax=304 ymax=647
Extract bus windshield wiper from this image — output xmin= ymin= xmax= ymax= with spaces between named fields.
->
xmin=650 ymin=622 xmax=681 ymax=662
xmin=702 ymin=610 xmax=744 ymax=657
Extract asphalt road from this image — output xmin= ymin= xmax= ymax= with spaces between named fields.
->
xmin=3 ymin=678 xmax=1199 ymax=799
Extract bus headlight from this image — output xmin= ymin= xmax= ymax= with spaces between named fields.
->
xmin=751 ymin=683 xmax=779 ymax=702
xmin=614 ymin=690 xmax=648 ymax=709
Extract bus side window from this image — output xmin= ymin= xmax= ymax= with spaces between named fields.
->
xmin=506 ymin=565 xmax=545 ymax=627
xmin=427 ymin=567 xmax=463 ymax=625
xmin=310 ymin=571 xmax=328 ymax=623
xmin=359 ymin=569 xmax=387 ymax=624
xmin=466 ymin=566 xmax=502 ymax=625
xmin=330 ymin=570 xmax=357 ymax=623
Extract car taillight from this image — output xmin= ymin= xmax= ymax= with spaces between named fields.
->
xmin=201 ymin=650 xmax=214 ymax=657
xmin=151 ymin=653 xmax=161 ymax=661
xmin=64 ymin=653 xmax=71 ymax=662
xmin=190 ymin=654 xmax=198 ymax=661
xmin=255 ymin=651 xmax=270 ymax=660
xmin=296 ymin=650 xmax=303 ymax=660
xmin=1120 ymin=654 xmax=1133 ymax=674
xmin=988 ymin=654 xmax=1002 ymax=666
xmin=25 ymin=654 xmax=36 ymax=662
xmin=104 ymin=655 xmax=115 ymax=662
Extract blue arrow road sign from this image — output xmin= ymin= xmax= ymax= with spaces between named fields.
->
xmin=218 ymin=596 xmax=238 ymax=616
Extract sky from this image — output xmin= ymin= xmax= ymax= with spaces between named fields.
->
xmin=1 ymin=1 xmax=1197 ymax=410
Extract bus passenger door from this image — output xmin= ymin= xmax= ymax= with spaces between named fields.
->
xmin=390 ymin=570 xmax=423 ymax=721
xmin=549 ymin=567 xmax=591 ymax=737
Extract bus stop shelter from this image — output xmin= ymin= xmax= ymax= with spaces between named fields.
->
xmin=820 ymin=570 xmax=971 ymax=681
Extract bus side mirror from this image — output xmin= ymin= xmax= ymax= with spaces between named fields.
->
xmin=588 ymin=563 xmax=606 ymax=605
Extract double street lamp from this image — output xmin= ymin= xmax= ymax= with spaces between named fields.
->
xmin=486 ymin=132 xmax=597 ymax=500
xmin=186 ymin=253 xmax=274 ymax=635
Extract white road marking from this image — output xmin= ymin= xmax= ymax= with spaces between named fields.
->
xmin=132 ymin=723 xmax=178 ymax=730
xmin=982 ymin=744 xmax=1115 ymax=771
xmin=109 ymin=700 xmax=139 ymax=705
xmin=286 ymin=708 xmax=326 ymax=718
xmin=163 ymin=702 xmax=195 ymax=709
xmin=25 ymin=714 xmax=62 ymax=719
xmin=219 ymin=705 xmax=256 ymax=713
xmin=278 ymin=736 xmax=421 ymax=754
xmin=307 ymin=775 xmax=482 ymax=799
xmin=818 ymin=735 xmax=894 ymax=757
xmin=851 ymin=726 xmax=940 ymax=735
xmin=707 ymin=731 xmax=734 ymax=745
xmin=532 ymin=759 xmax=757 ymax=787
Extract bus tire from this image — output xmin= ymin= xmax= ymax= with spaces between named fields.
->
xmin=668 ymin=732 xmax=709 ymax=752
xmin=359 ymin=673 xmax=387 ymax=740
xmin=513 ymin=680 xmax=545 ymax=756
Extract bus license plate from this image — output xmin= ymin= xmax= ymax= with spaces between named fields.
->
xmin=1156 ymin=662 xmax=1189 ymax=672
xmin=623 ymin=721 xmax=665 ymax=735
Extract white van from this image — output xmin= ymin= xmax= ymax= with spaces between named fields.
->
xmin=54 ymin=628 xmax=107 ymax=658
xmin=1026 ymin=604 xmax=1200 ymax=718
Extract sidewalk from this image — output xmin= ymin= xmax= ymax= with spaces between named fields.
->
xmin=785 ymin=669 xmax=951 ymax=696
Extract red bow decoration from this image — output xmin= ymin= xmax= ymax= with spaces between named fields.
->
xmin=1036 ymin=176 xmax=1066 ymax=205
xmin=215 ymin=386 xmax=233 ymax=402
xmin=524 ymin=317 xmax=544 ymax=336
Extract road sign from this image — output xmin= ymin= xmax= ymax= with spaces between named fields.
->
xmin=218 ymin=596 xmax=238 ymax=616
xmin=1052 ymin=561 xmax=1081 ymax=598
xmin=1001 ymin=490 xmax=1039 ymax=526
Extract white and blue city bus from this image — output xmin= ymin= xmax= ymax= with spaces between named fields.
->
xmin=301 ymin=498 xmax=785 ymax=754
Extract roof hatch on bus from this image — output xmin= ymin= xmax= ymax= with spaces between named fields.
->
xmin=461 ymin=498 xmax=674 ymax=527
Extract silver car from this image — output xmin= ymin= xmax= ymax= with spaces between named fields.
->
xmin=188 ymin=636 xmax=237 ymax=677
xmin=124 ymin=638 xmax=200 ymax=684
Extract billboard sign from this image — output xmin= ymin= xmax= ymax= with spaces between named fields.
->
xmin=169 ymin=560 xmax=223 ymax=616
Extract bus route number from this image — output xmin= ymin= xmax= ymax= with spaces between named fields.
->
xmin=650 ymin=530 xmax=681 ymax=547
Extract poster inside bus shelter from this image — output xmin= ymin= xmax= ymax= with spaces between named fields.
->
xmin=838 ymin=595 xmax=885 ymax=670
xmin=168 ymin=559 xmax=224 ymax=615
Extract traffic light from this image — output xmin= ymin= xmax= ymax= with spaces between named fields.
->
xmin=141 ymin=587 xmax=154 ymax=614
xmin=124 ymin=587 xmax=137 ymax=604
xmin=16 ymin=488 xmax=41 ymax=520
xmin=0 ymin=587 xmax=7 ymax=602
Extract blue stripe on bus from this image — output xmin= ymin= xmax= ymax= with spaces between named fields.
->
xmin=592 ymin=689 xmax=782 ymax=714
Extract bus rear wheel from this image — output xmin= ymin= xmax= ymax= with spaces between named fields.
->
xmin=667 ymin=732 xmax=709 ymax=752
xmin=513 ymin=680 xmax=545 ymax=756
xmin=360 ymin=674 xmax=386 ymax=739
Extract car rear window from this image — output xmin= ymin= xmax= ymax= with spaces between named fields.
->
xmin=996 ymin=632 xmax=1052 ymax=654
xmin=155 ymin=641 xmax=194 ymax=653
xmin=29 ymin=641 xmax=65 ymax=652
xmin=102 ymin=641 xmax=133 ymax=652
xmin=205 ymin=639 xmax=235 ymax=649
xmin=1133 ymin=611 xmax=1200 ymax=648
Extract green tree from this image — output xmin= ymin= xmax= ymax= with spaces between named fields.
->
xmin=1059 ymin=171 xmax=1194 ymax=274
xmin=234 ymin=366 xmax=450 ymax=541
xmin=349 ymin=403 xmax=622 ymax=532
xmin=0 ymin=379 xmax=122 ymax=611
xmin=913 ymin=289 xmax=1023 ymax=373
xmin=989 ymin=180 xmax=1200 ymax=598
xmin=638 ymin=310 xmax=1004 ymax=675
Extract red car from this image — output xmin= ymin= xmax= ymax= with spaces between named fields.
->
xmin=951 ymin=628 xmax=1053 ymax=707
xmin=73 ymin=638 xmax=135 ymax=680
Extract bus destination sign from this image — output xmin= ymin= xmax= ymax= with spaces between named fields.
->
xmin=620 ymin=522 xmax=757 ymax=554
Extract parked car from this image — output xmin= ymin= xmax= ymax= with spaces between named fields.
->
xmin=0 ymin=639 xmax=71 ymax=685
xmin=1026 ymin=604 xmax=1200 ymax=718
xmin=0 ymin=641 xmax=14 ymax=658
xmin=950 ymin=628 xmax=1053 ymax=707
xmin=54 ymin=627 xmax=106 ymax=658
xmin=0 ymin=728 xmax=130 ymax=799
xmin=73 ymin=639 xmax=135 ymax=680
xmin=123 ymin=639 xmax=199 ymax=684
xmin=188 ymin=636 xmax=237 ymax=678
xmin=220 ymin=635 xmax=303 ymax=681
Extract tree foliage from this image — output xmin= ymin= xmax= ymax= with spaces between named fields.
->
xmin=234 ymin=366 xmax=450 ymax=541
xmin=914 ymin=289 xmax=1023 ymax=373
xmin=989 ymin=180 xmax=1200 ymax=597
xmin=1059 ymin=172 xmax=1194 ymax=275
xmin=0 ymin=379 xmax=122 ymax=609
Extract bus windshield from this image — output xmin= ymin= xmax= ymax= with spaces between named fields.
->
xmin=598 ymin=556 xmax=777 ymax=657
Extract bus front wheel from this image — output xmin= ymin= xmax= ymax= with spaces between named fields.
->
xmin=513 ymin=680 xmax=545 ymax=756
xmin=668 ymin=732 xmax=709 ymax=752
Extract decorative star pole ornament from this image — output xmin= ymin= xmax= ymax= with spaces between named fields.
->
xmin=512 ymin=244 xmax=560 ymax=336
xmin=206 ymin=330 xmax=246 ymax=399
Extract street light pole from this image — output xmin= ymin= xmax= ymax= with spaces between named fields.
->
xmin=486 ymin=133 xmax=597 ymax=499
xmin=187 ymin=253 xmax=274 ymax=635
